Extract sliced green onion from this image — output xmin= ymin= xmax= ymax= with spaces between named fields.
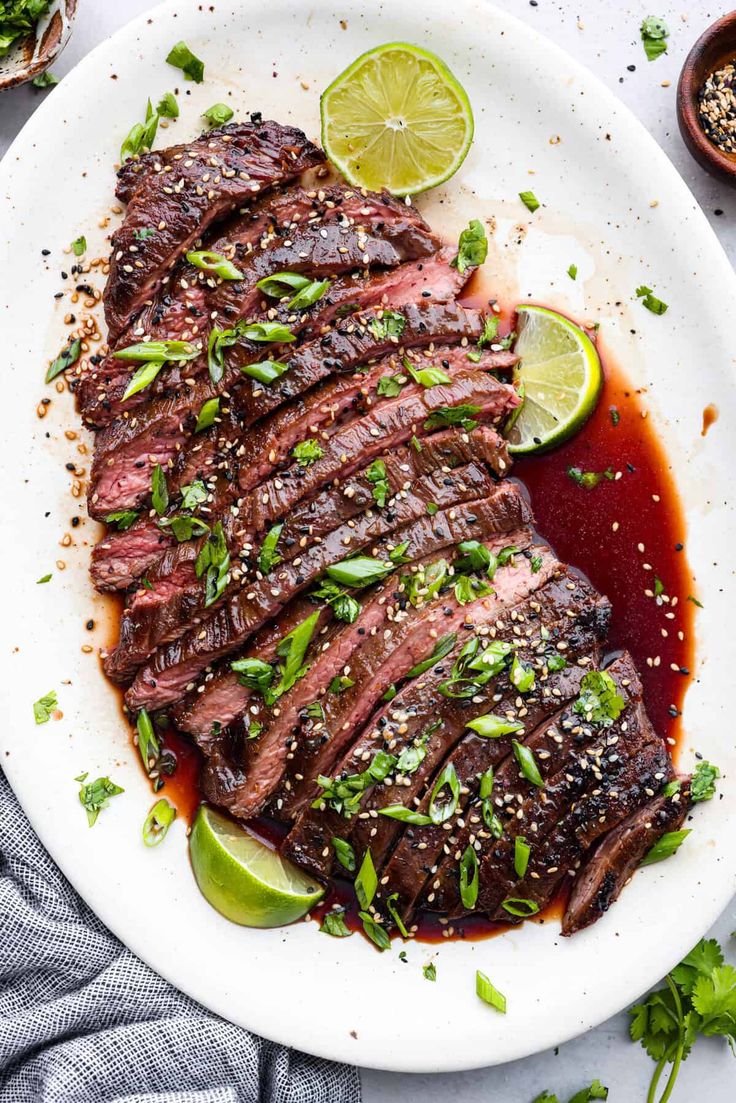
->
xmin=501 ymin=897 xmax=540 ymax=917
xmin=514 ymin=836 xmax=531 ymax=878
xmin=202 ymin=102 xmax=234 ymax=126
xmin=476 ymin=969 xmax=507 ymax=1013
xmin=359 ymin=911 xmax=390 ymax=950
xmin=466 ymin=714 xmax=524 ymax=739
xmin=240 ymin=321 xmax=297 ymax=343
xmin=510 ymin=654 xmax=535 ymax=693
xmin=258 ymin=522 xmax=284 ymax=574
xmin=332 ymin=837 xmax=356 ymax=872
xmin=519 ymin=191 xmax=540 ymax=213
xmin=256 ymin=271 xmax=312 ymax=299
xmin=186 ymin=249 xmax=243 ymax=280
xmin=355 ymin=848 xmax=377 ymax=910
xmin=122 ymin=360 xmax=165 ymax=400
xmin=113 ymin=340 xmax=197 ymax=363
xmin=151 ymin=464 xmax=169 ymax=515
xmin=405 ymin=632 xmax=457 ymax=679
xmin=46 ymin=337 xmax=81 ymax=383
xmin=378 ymin=804 xmax=432 ymax=825
xmin=459 ymin=844 xmax=479 ymax=909
xmin=142 ymin=798 xmax=176 ymax=846
xmin=428 ymin=761 xmax=460 ymax=825
xmin=640 ymin=829 xmax=691 ymax=867
xmin=136 ymin=709 xmax=160 ymax=775
xmin=512 ymin=740 xmax=544 ymax=788
xmin=240 ymin=360 xmax=291 ymax=385
xmin=326 ymin=556 xmax=394 ymax=588
xmin=289 ymin=278 xmax=330 ymax=311
xmin=195 ymin=397 xmax=220 ymax=433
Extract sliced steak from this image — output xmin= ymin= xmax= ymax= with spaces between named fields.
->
xmin=234 ymin=301 xmax=488 ymax=426
xmin=105 ymin=121 xmax=325 ymax=338
xmin=275 ymin=549 xmax=563 ymax=822
xmin=383 ymin=649 xmax=635 ymax=922
xmin=106 ymin=466 xmax=520 ymax=683
xmin=87 ymin=302 xmax=492 ymax=519
xmin=125 ymin=485 xmax=533 ymax=711
xmin=78 ymin=182 xmax=325 ymax=424
xmin=561 ymin=781 xmax=691 ymax=935
xmin=295 ymin=246 xmax=471 ymax=339
xmin=96 ymin=419 xmax=508 ymax=598
xmin=172 ymin=423 xmax=510 ymax=734
xmin=218 ymin=536 xmax=545 ymax=821
xmin=491 ymin=734 xmax=673 ymax=923
xmin=239 ymin=371 xmax=519 ymax=530
xmin=87 ymin=206 xmax=438 ymax=426
xmin=193 ymin=598 xmax=335 ymax=757
xmin=282 ymin=569 xmax=608 ymax=880
xmin=171 ymin=594 xmax=332 ymax=745
xmin=236 ymin=348 xmax=515 ymax=495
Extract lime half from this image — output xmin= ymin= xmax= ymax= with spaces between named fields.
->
xmin=190 ymin=804 xmax=324 ymax=927
xmin=320 ymin=42 xmax=474 ymax=196
xmin=504 ymin=306 xmax=602 ymax=455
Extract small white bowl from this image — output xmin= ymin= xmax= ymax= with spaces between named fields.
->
xmin=0 ymin=0 xmax=77 ymax=91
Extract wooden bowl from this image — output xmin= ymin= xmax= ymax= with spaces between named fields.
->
xmin=0 ymin=0 xmax=77 ymax=92
xmin=677 ymin=11 xmax=736 ymax=184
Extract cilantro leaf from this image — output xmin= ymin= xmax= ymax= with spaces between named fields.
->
xmin=33 ymin=690 xmax=57 ymax=725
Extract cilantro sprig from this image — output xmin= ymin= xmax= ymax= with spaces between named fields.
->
xmin=630 ymin=937 xmax=736 ymax=1102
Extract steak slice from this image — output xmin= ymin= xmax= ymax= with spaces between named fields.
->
xmin=561 ymin=781 xmax=691 ymax=935
xmin=490 ymin=733 xmax=673 ymax=923
xmin=104 ymin=121 xmax=325 ymax=338
xmin=87 ymin=302 xmax=491 ymax=519
xmin=125 ymin=486 xmax=532 ymax=711
xmin=295 ymin=246 xmax=470 ymax=340
xmin=91 ymin=519 xmax=174 ymax=592
xmin=171 ymin=593 xmax=334 ymax=746
xmin=105 ymin=455 xmax=502 ymax=681
xmin=382 ymin=650 xmax=636 ymax=922
xmin=282 ymin=570 xmax=608 ymax=880
xmin=239 ymin=371 xmax=519 ymax=530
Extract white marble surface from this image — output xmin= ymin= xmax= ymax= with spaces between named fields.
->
xmin=1 ymin=1 xmax=734 ymax=1098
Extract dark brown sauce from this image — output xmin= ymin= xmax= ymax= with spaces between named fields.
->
xmin=111 ymin=293 xmax=694 ymax=945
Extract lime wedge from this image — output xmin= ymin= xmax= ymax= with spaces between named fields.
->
xmin=189 ymin=804 xmax=324 ymax=927
xmin=504 ymin=306 xmax=603 ymax=454
xmin=320 ymin=42 xmax=474 ymax=196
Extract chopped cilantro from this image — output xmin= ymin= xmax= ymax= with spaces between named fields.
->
xmin=33 ymin=690 xmax=57 ymax=725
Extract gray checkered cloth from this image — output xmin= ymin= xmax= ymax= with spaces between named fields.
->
xmin=0 ymin=769 xmax=361 ymax=1102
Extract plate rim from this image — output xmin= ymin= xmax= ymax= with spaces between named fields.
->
xmin=1 ymin=0 xmax=736 ymax=1073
